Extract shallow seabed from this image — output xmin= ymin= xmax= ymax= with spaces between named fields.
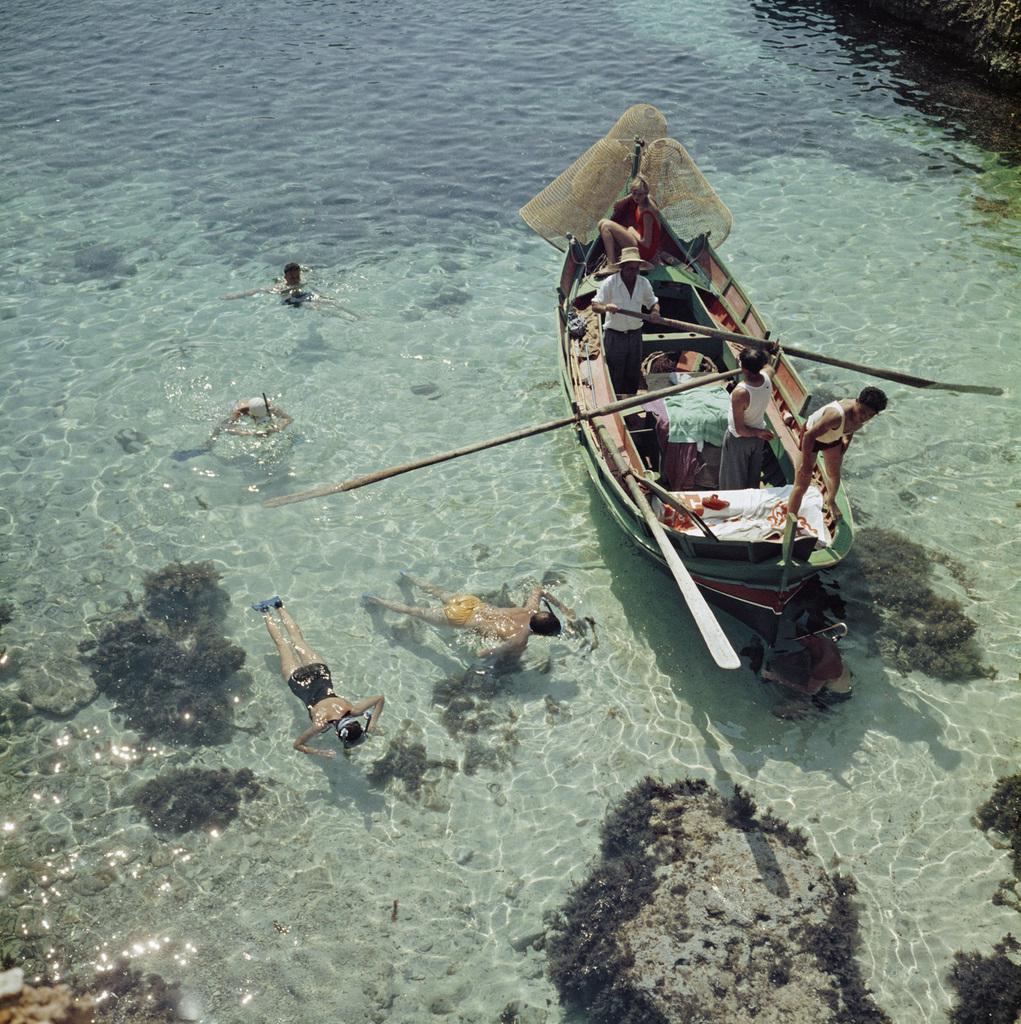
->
xmin=2 ymin=0 xmax=1020 ymax=1021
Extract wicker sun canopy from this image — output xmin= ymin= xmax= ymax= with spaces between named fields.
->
xmin=519 ymin=104 xmax=733 ymax=252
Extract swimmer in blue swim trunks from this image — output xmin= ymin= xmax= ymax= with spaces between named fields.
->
xmin=255 ymin=597 xmax=384 ymax=759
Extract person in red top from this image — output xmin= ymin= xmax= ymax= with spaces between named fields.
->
xmin=597 ymin=175 xmax=662 ymax=267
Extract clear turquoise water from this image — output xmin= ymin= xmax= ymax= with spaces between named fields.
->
xmin=2 ymin=1 xmax=1019 ymax=1020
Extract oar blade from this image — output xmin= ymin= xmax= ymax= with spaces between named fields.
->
xmin=170 ymin=447 xmax=209 ymax=462
xmin=911 ymin=380 xmax=1004 ymax=396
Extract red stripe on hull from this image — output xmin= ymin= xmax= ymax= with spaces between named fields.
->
xmin=691 ymin=575 xmax=805 ymax=614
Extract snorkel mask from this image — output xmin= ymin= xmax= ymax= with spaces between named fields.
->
xmin=335 ymin=716 xmax=363 ymax=746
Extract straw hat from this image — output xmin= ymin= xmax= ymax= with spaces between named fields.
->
xmin=602 ymin=246 xmax=653 ymax=275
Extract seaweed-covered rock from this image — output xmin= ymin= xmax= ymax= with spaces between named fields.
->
xmin=366 ymin=722 xmax=457 ymax=800
xmin=976 ymin=773 xmax=1021 ymax=873
xmin=80 ymin=563 xmax=246 ymax=746
xmin=133 ymin=767 xmax=262 ymax=834
xmin=840 ymin=528 xmax=992 ymax=680
xmin=141 ymin=562 xmax=229 ymax=638
xmin=947 ymin=935 xmax=1021 ymax=1024
xmin=1 ymin=958 xmax=185 ymax=1024
xmin=546 ymin=777 xmax=890 ymax=1024
xmin=838 ymin=0 xmax=1021 ymax=90
xmin=431 ymin=665 xmax=520 ymax=774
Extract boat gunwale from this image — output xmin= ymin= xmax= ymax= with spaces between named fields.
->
xmin=555 ymin=236 xmax=854 ymax=610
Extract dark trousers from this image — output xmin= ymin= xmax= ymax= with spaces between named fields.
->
xmin=719 ymin=432 xmax=765 ymax=490
xmin=603 ymin=327 xmax=644 ymax=395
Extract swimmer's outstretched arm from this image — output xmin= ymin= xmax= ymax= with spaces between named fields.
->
xmin=540 ymin=589 xmax=576 ymax=619
xmin=525 ymin=585 xmax=576 ymax=620
xmin=267 ymin=408 xmax=293 ymax=432
xmin=293 ymin=723 xmax=335 ymax=759
xmin=221 ymin=286 xmax=276 ymax=300
xmin=348 ymin=695 xmax=385 ymax=731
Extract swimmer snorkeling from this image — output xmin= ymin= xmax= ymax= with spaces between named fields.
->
xmin=363 ymin=573 xmax=579 ymax=659
xmin=225 ymin=393 xmax=293 ymax=436
xmin=760 ymin=621 xmax=853 ymax=720
xmin=170 ymin=392 xmax=292 ymax=461
xmin=254 ymin=596 xmax=384 ymax=759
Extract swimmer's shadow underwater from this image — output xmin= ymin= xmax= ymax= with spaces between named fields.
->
xmin=170 ymin=429 xmax=305 ymax=474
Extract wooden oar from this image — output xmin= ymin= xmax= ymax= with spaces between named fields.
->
xmin=595 ymin=423 xmax=740 ymax=670
xmin=264 ymin=369 xmax=740 ymax=507
xmin=623 ymin=310 xmax=1003 ymax=396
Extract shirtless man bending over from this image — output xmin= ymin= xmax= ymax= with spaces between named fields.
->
xmin=364 ymin=573 xmax=576 ymax=659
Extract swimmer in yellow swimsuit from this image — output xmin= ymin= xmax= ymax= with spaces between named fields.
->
xmin=364 ymin=573 xmax=576 ymax=659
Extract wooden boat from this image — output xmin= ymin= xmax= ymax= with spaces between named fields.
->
xmin=520 ymin=105 xmax=854 ymax=650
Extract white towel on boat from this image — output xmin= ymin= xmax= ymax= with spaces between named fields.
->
xmin=664 ymin=484 xmax=832 ymax=548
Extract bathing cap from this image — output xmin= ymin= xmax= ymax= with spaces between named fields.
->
xmin=247 ymin=396 xmax=269 ymax=419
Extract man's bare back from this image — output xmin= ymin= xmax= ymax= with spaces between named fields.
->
xmin=364 ymin=573 xmax=573 ymax=659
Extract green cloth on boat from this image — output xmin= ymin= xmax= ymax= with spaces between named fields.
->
xmin=664 ymin=387 xmax=731 ymax=446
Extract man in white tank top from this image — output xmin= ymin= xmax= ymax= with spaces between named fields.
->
xmin=719 ymin=347 xmax=775 ymax=490
xmin=787 ymin=386 xmax=888 ymax=522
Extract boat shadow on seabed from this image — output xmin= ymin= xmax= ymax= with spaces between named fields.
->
xmin=587 ymin=488 xmax=963 ymax=792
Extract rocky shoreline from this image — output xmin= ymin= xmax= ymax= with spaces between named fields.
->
xmin=834 ymin=0 xmax=1021 ymax=90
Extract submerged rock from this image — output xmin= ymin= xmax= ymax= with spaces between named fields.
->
xmin=17 ymin=656 xmax=97 ymax=717
xmin=80 ymin=562 xmax=247 ymax=745
xmin=431 ymin=664 xmax=520 ymax=774
xmin=133 ymin=767 xmax=263 ymax=834
xmin=840 ymin=528 xmax=993 ymax=680
xmin=976 ymin=772 xmax=1021 ymax=873
xmin=946 ymin=935 xmax=1021 ymax=1024
xmin=365 ymin=721 xmax=457 ymax=801
xmin=0 ymin=967 xmax=94 ymax=1022
xmin=546 ymin=777 xmax=891 ymax=1024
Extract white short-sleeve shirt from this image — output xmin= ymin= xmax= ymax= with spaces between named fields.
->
xmin=595 ymin=273 xmax=657 ymax=332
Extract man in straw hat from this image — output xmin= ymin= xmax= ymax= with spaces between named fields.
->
xmin=590 ymin=246 xmax=662 ymax=395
